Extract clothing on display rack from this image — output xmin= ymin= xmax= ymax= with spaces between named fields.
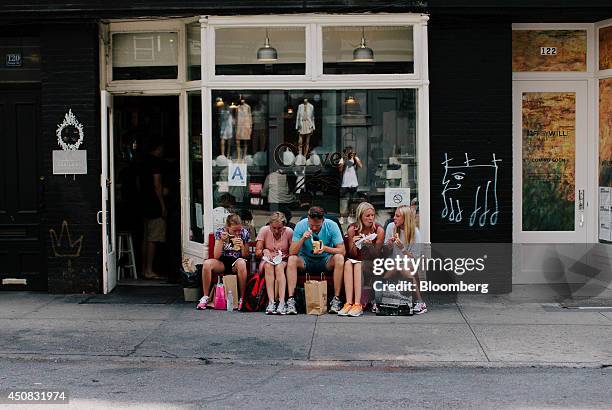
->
xmin=219 ymin=106 xmax=234 ymax=140
xmin=296 ymin=98 xmax=315 ymax=155
xmin=296 ymin=99 xmax=315 ymax=135
xmin=236 ymin=101 xmax=252 ymax=141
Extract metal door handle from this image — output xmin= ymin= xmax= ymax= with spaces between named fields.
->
xmin=97 ymin=211 xmax=103 ymax=225
xmin=578 ymin=189 xmax=584 ymax=227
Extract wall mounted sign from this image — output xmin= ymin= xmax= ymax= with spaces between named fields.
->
xmin=512 ymin=30 xmax=587 ymax=72
xmin=52 ymin=150 xmax=87 ymax=175
xmin=5 ymin=53 xmax=22 ymax=67
xmin=539 ymin=47 xmax=557 ymax=56
xmin=56 ymin=109 xmax=84 ymax=151
xmin=227 ymin=162 xmax=247 ymax=187
xmin=53 ymin=109 xmax=87 ymax=176
xmin=385 ymin=187 xmax=410 ymax=208
xmin=599 ymin=187 xmax=611 ymax=242
xmin=599 ymin=78 xmax=612 ymax=243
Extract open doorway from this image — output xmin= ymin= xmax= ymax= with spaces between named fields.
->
xmin=113 ymin=96 xmax=181 ymax=285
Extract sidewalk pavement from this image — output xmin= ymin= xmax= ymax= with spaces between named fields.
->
xmin=1 ymin=288 xmax=612 ymax=368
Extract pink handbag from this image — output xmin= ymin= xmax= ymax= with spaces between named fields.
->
xmin=214 ymin=276 xmax=227 ymax=310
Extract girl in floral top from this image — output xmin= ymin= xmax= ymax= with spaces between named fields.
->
xmin=197 ymin=213 xmax=250 ymax=310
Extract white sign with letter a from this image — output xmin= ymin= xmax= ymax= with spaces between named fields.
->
xmin=228 ymin=162 xmax=247 ymax=187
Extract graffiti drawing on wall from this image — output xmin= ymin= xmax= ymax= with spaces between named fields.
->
xmin=49 ymin=220 xmax=83 ymax=258
xmin=441 ymin=153 xmax=501 ymax=227
xmin=49 ymin=220 xmax=83 ymax=274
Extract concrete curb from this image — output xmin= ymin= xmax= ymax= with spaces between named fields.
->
xmin=1 ymin=353 xmax=610 ymax=370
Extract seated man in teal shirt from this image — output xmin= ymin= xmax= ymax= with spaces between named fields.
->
xmin=286 ymin=206 xmax=345 ymax=314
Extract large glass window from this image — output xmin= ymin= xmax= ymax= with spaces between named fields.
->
xmin=208 ymin=89 xmax=417 ymax=233
xmin=112 ymin=32 xmax=179 ymax=80
xmin=522 ymin=92 xmax=576 ymax=231
xmin=215 ymin=27 xmax=306 ymax=75
xmin=187 ymin=23 xmax=201 ymax=81
xmin=323 ymin=26 xmax=414 ymax=74
xmin=188 ymin=91 xmax=203 ymax=243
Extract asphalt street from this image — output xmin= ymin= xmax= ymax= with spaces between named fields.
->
xmin=1 ymin=357 xmax=612 ymax=409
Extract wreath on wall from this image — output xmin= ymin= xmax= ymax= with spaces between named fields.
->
xmin=56 ymin=109 xmax=84 ymax=151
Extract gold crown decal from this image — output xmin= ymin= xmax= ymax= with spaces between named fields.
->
xmin=49 ymin=221 xmax=83 ymax=258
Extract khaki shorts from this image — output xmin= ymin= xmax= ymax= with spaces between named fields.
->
xmin=144 ymin=217 xmax=166 ymax=242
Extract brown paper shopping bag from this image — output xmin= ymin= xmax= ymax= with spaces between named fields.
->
xmin=223 ymin=274 xmax=239 ymax=309
xmin=304 ymin=273 xmax=328 ymax=315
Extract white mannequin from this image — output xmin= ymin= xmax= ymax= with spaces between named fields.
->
xmin=219 ymin=105 xmax=234 ymax=158
xmin=296 ymin=98 xmax=315 ymax=155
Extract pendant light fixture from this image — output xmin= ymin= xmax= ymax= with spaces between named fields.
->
xmin=353 ymin=27 xmax=374 ymax=62
xmin=345 ymin=95 xmax=357 ymax=105
xmin=257 ymin=28 xmax=278 ymax=62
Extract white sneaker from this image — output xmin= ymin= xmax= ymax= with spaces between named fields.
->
xmin=265 ymin=300 xmax=276 ymax=315
xmin=413 ymin=301 xmax=428 ymax=315
xmin=196 ymin=296 xmax=209 ymax=310
xmin=276 ymin=301 xmax=287 ymax=315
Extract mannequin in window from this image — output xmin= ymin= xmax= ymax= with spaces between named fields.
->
xmin=235 ymin=98 xmax=252 ymax=161
xmin=251 ymin=100 xmax=267 ymax=154
xmin=296 ymin=98 xmax=315 ymax=155
xmin=219 ymin=105 xmax=234 ymax=158
xmin=338 ymin=146 xmax=362 ymax=224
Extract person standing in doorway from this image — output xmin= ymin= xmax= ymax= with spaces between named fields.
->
xmin=141 ymin=138 xmax=167 ymax=280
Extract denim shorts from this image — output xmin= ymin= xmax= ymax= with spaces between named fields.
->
xmin=302 ymin=254 xmax=332 ymax=274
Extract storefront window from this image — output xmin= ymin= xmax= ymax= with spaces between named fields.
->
xmin=215 ymin=27 xmax=306 ymax=75
xmin=208 ymin=89 xmax=417 ymax=232
xmin=522 ymin=92 xmax=576 ymax=231
xmin=112 ymin=32 xmax=179 ymax=80
xmin=187 ymin=23 xmax=201 ymax=81
xmin=322 ymin=26 xmax=414 ymax=74
xmin=188 ymin=91 xmax=203 ymax=243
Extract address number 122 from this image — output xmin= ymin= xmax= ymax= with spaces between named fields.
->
xmin=540 ymin=47 xmax=557 ymax=55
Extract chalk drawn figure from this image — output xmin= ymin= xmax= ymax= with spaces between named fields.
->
xmin=441 ymin=153 xmax=501 ymax=227
xmin=49 ymin=220 xmax=83 ymax=258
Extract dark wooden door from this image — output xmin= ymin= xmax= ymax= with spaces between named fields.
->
xmin=0 ymin=86 xmax=45 ymax=290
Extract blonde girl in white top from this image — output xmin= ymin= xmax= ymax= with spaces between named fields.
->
xmin=383 ymin=205 xmax=427 ymax=314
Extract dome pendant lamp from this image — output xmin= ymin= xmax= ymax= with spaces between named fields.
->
xmin=353 ymin=27 xmax=374 ymax=62
xmin=257 ymin=29 xmax=278 ymax=62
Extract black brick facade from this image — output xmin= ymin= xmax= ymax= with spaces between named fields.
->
xmin=429 ymin=15 xmax=513 ymax=244
xmin=40 ymin=22 xmax=101 ymax=293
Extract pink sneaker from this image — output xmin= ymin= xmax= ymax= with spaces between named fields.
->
xmin=238 ymin=297 xmax=244 ymax=311
xmin=196 ymin=296 xmax=209 ymax=310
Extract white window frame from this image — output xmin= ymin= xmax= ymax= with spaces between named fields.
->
xmin=101 ymin=13 xmax=430 ymax=263
xmin=106 ymin=19 xmax=191 ymax=90
xmin=200 ymin=14 xmax=430 ymax=254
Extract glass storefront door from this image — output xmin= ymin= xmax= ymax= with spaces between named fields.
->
xmin=514 ymin=81 xmax=588 ymax=244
